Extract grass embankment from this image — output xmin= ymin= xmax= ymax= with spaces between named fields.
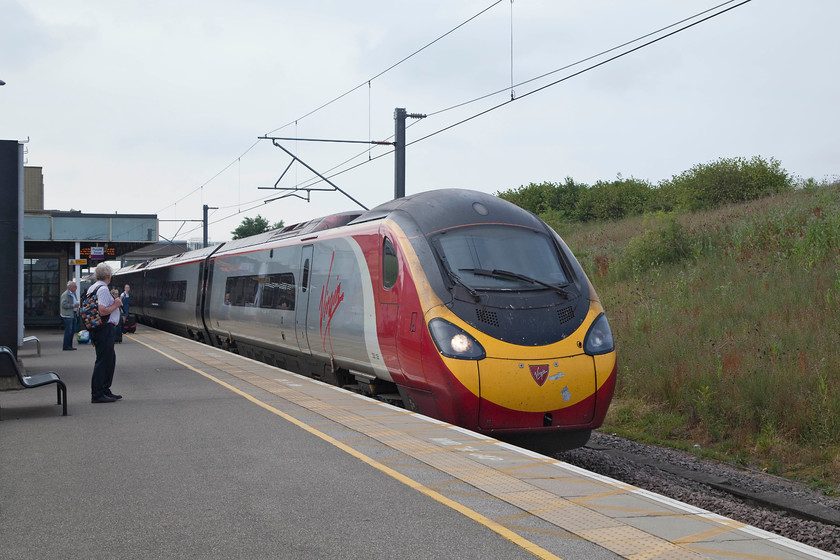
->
xmin=549 ymin=182 xmax=840 ymax=494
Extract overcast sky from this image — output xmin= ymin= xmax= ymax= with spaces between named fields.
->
xmin=2 ymin=0 xmax=838 ymax=243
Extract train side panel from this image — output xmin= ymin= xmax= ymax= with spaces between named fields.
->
xmin=202 ymin=231 xmax=392 ymax=381
xmin=204 ymin=245 xmax=301 ymax=356
xmin=305 ymin=235 xmax=390 ymax=379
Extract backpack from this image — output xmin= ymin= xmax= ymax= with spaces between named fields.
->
xmin=81 ymin=285 xmax=105 ymax=331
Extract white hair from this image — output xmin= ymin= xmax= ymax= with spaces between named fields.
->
xmin=94 ymin=262 xmax=113 ymax=281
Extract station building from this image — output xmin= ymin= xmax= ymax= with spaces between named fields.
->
xmin=22 ymin=165 xmax=163 ymax=327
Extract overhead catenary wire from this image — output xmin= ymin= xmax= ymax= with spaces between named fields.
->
xmin=262 ymin=1 xmax=503 ymax=137
xmin=409 ymin=0 xmax=753 ymax=147
xmin=170 ymin=0 xmax=753 ymax=239
xmin=426 ymin=0 xmax=742 ymax=119
xmin=156 ymin=0 xmax=504 ymax=227
xmin=253 ymin=0 xmax=753 ymax=204
xmin=155 ymin=139 xmax=260 ymax=215
xmin=510 ymin=0 xmax=515 ymax=100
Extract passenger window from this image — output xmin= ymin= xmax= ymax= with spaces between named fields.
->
xmin=224 ymin=276 xmax=259 ymax=306
xmin=157 ymin=280 xmax=187 ymax=302
xmin=383 ymin=237 xmax=398 ymax=289
xmin=260 ymin=273 xmax=296 ymax=310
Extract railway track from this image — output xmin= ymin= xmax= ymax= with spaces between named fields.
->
xmin=556 ymin=432 xmax=840 ymax=555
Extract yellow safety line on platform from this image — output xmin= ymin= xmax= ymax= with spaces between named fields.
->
xmin=133 ymin=337 xmax=564 ymax=560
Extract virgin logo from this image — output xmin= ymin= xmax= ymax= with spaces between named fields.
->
xmin=529 ymin=364 xmax=549 ymax=386
xmin=319 ymin=252 xmax=344 ymax=351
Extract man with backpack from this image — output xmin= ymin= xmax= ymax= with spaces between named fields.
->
xmin=85 ymin=263 xmax=125 ymax=403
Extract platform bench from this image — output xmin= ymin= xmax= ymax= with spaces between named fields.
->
xmin=20 ymin=335 xmax=41 ymax=357
xmin=0 ymin=346 xmax=67 ymax=418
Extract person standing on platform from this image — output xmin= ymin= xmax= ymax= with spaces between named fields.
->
xmin=59 ymin=280 xmax=79 ymax=351
xmin=86 ymin=263 xmax=124 ymax=403
xmin=120 ymin=284 xmax=131 ymax=316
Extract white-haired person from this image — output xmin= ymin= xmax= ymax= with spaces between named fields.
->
xmin=59 ymin=280 xmax=79 ymax=350
xmin=85 ymin=262 xmax=124 ymax=403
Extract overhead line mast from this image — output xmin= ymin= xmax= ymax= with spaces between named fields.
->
xmin=394 ymin=108 xmax=427 ymax=199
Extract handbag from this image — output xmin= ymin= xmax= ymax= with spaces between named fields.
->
xmin=73 ymin=312 xmax=82 ymax=333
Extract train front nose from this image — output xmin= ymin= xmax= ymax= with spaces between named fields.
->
xmin=476 ymin=354 xmax=598 ymax=431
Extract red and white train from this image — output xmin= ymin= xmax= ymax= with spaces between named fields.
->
xmin=115 ymin=189 xmax=616 ymax=450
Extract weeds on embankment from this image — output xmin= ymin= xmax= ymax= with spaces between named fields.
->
xmin=550 ymin=181 xmax=840 ymax=493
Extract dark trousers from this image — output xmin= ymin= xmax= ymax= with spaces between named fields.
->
xmin=91 ymin=324 xmax=117 ymax=398
xmin=62 ymin=316 xmax=75 ymax=349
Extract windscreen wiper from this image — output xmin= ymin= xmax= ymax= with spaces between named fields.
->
xmin=446 ymin=269 xmax=480 ymax=302
xmin=460 ymin=268 xmax=570 ymax=299
xmin=431 ymin=244 xmax=480 ymax=302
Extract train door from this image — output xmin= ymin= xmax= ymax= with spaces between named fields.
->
xmin=388 ymin=230 xmax=426 ymax=387
xmin=195 ymin=260 xmax=206 ymax=332
xmin=378 ymin=233 xmax=400 ymax=375
xmin=295 ymin=244 xmax=314 ymax=355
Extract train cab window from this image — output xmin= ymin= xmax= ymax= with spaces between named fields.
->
xmin=436 ymin=225 xmax=569 ymax=290
xmin=383 ymin=237 xmax=398 ymax=289
xmin=260 ymin=273 xmax=296 ymax=310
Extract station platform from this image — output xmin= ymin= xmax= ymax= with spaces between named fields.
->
xmin=2 ymin=327 xmax=837 ymax=560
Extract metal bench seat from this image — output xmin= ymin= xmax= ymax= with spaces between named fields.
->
xmin=21 ymin=335 xmax=41 ymax=356
xmin=0 ymin=346 xmax=67 ymax=417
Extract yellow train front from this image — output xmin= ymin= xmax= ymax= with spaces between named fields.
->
xmin=382 ymin=189 xmax=616 ymax=450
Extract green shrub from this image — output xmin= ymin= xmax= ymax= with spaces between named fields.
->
xmin=497 ymin=156 xmax=795 ymax=223
xmin=496 ymin=177 xmax=587 ymax=217
xmin=615 ymin=215 xmax=694 ymax=277
xmin=496 ymin=181 xmax=556 ymax=214
xmin=575 ymin=176 xmax=653 ymax=221
xmin=662 ymin=156 xmax=794 ymax=211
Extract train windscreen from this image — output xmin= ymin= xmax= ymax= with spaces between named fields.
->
xmin=435 ymin=225 xmax=569 ymax=290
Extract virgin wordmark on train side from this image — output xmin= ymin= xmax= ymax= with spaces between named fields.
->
xmin=319 ymin=251 xmax=345 ymax=353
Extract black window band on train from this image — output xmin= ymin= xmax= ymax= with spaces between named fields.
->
xmin=157 ymin=280 xmax=187 ymax=303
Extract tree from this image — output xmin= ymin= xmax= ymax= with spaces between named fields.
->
xmin=231 ymin=215 xmax=284 ymax=240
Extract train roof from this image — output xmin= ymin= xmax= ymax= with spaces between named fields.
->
xmin=351 ymin=188 xmax=544 ymax=233
xmin=211 ymin=210 xmax=365 ymax=258
xmin=117 ymin=243 xmax=222 ymax=272
xmin=115 ymin=190 xmax=535 ymax=271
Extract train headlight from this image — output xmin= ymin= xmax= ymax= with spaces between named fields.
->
xmin=583 ymin=313 xmax=615 ymax=355
xmin=428 ymin=318 xmax=486 ymax=360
